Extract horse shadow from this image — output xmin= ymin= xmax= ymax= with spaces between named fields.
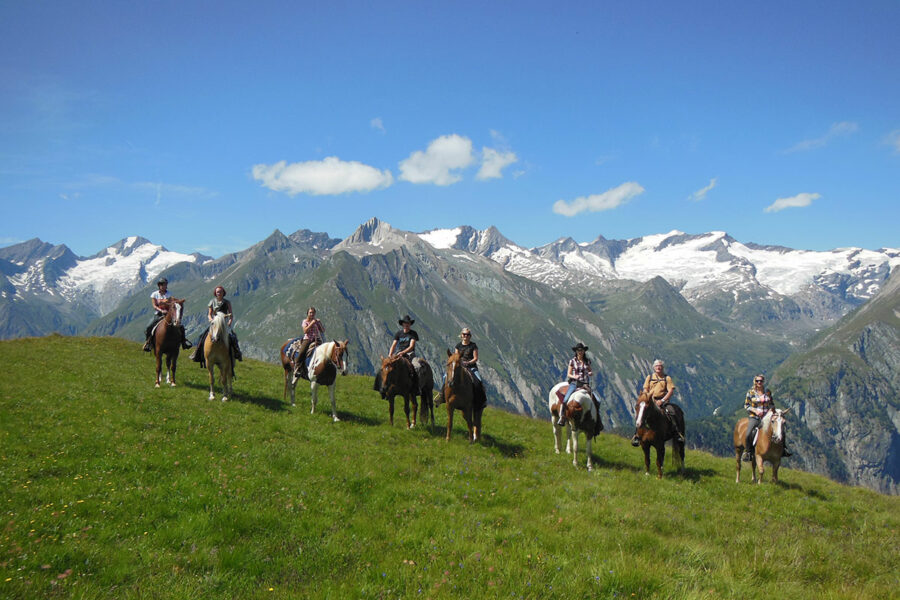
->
xmin=333 ymin=412 xmax=382 ymax=427
xmin=478 ymin=432 xmax=525 ymax=458
xmin=772 ymin=480 xmax=829 ymax=500
xmin=182 ymin=381 xmax=288 ymax=412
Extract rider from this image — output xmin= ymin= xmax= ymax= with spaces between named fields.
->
xmin=556 ymin=342 xmax=592 ymax=427
xmin=293 ymin=307 xmax=326 ymax=380
xmin=142 ymin=277 xmax=191 ymax=352
xmin=190 ymin=286 xmax=243 ymax=365
xmin=742 ymin=374 xmax=791 ymax=461
xmin=387 ymin=315 xmax=420 ymax=389
xmin=631 ymin=359 xmax=683 ymax=445
xmin=454 ymin=327 xmax=486 ymax=407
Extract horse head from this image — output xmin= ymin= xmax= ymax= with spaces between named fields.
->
xmin=634 ymin=391 xmax=656 ymax=428
xmin=769 ymin=407 xmax=790 ymax=444
xmin=330 ymin=339 xmax=350 ymax=375
xmin=445 ymin=349 xmax=464 ymax=387
xmin=209 ymin=311 xmax=228 ymax=343
xmin=164 ymin=299 xmax=184 ymax=326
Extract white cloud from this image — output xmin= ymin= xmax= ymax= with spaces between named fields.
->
xmin=370 ymin=117 xmax=386 ymax=133
xmin=398 ymin=134 xmax=474 ymax=185
xmin=688 ymin=177 xmax=717 ymax=202
xmin=885 ymin=129 xmax=900 ymax=153
xmin=477 ymin=147 xmax=518 ymax=180
xmin=784 ymin=121 xmax=859 ymax=153
xmin=552 ymin=182 xmax=645 ymax=217
xmin=251 ymin=157 xmax=393 ymax=196
xmin=764 ymin=192 xmax=820 ymax=213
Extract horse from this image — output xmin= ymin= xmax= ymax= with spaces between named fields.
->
xmin=734 ymin=408 xmax=790 ymax=484
xmin=548 ymin=382 xmax=603 ymax=471
xmin=204 ymin=311 xmax=233 ymax=402
xmin=280 ymin=339 xmax=349 ymax=421
xmin=438 ymin=349 xmax=485 ymax=442
xmin=376 ymin=355 xmax=433 ymax=428
xmin=151 ymin=298 xmax=185 ymax=388
xmin=634 ymin=391 xmax=685 ymax=478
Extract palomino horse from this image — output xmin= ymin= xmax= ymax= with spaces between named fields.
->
xmin=548 ymin=382 xmax=603 ymax=471
xmin=634 ymin=391 xmax=685 ymax=478
xmin=152 ymin=298 xmax=185 ymax=388
xmin=439 ymin=349 xmax=485 ymax=442
xmin=376 ymin=356 xmax=433 ymax=428
xmin=734 ymin=408 xmax=790 ymax=484
xmin=204 ymin=311 xmax=233 ymax=402
xmin=280 ymin=339 xmax=349 ymax=421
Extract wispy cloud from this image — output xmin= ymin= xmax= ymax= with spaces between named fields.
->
xmin=764 ymin=192 xmax=820 ymax=213
xmin=252 ymin=157 xmax=393 ymax=196
xmin=60 ymin=175 xmax=217 ymax=201
xmin=477 ymin=147 xmax=518 ymax=180
xmin=370 ymin=117 xmax=386 ymax=133
xmin=688 ymin=177 xmax=717 ymax=202
xmin=398 ymin=134 xmax=474 ymax=186
xmin=552 ymin=182 xmax=645 ymax=217
xmin=784 ymin=121 xmax=858 ymax=153
xmin=884 ymin=129 xmax=900 ymax=153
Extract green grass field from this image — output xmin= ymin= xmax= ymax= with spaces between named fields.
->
xmin=2 ymin=336 xmax=898 ymax=599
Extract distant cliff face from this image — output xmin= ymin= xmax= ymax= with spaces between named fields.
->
xmin=774 ymin=270 xmax=900 ymax=494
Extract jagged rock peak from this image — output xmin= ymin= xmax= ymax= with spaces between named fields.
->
xmin=346 ymin=217 xmax=393 ymax=244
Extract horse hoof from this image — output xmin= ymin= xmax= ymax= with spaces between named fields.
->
xmin=333 ymin=416 xmax=340 ymax=423
xmin=155 ymin=383 xmax=160 ymax=388
xmin=222 ymin=397 xmax=228 ymax=403
xmin=587 ymin=465 xmax=593 ymax=472
xmin=208 ymin=395 xmax=215 ymax=401
xmin=170 ymin=383 xmax=176 ymax=387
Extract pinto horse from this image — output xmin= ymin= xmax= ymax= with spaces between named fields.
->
xmin=204 ymin=311 xmax=233 ymax=402
xmin=152 ymin=299 xmax=185 ymax=388
xmin=439 ymin=349 xmax=485 ymax=442
xmin=280 ymin=339 xmax=349 ymax=421
xmin=634 ymin=391 xmax=685 ymax=478
xmin=734 ymin=408 xmax=790 ymax=484
xmin=548 ymin=382 xmax=603 ymax=471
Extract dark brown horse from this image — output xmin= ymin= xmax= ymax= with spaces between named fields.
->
xmin=280 ymin=340 xmax=349 ymax=421
xmin=439 ymin=349 xmax=484 ymax=442
xmin=152 ymin=299 xmax=185 ymax=388
xmin=634 ymin=391 xmax=685 ymax=478
xmin=376 ymin=355 xmax=426 ymax=429
xmin=734 ymin=408 xmax=790 ymax=484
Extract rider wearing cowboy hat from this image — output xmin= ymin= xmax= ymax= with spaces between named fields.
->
xmin=386 ymin=314 xmax=420 ymax=390
xmin=557 ymin=342 xmax=593 ymax=427
xmin=142 ymin=277 xmax=192 ymax=352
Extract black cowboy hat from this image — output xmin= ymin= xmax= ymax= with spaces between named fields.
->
xmin=572 ymin=342 xmax=589 ymax=352
xmin=157 ymin=277 xmax=168 ymax=285
xmin=398 ymin=315 xmax=415 ymax=325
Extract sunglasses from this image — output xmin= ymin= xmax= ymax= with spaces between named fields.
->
xmin=755 ymin=379 xmax=765 ymax=383
xmin=461 ymin=333 xmax=471 ymax=336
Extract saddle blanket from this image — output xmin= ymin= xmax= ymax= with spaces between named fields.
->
xmin=286 ymin=338 xmax=316 ymax=365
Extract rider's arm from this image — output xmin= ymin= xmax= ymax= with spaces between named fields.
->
xmin=661 ymin=377 xmax=674 ymax=403
xmin=225 ymin=301 xmax=233 ymax=326
xmin=208 ymin=304 xmax=215 ymax=322
xmin=469 ymin=347 xmax=478 ymax=366
xmin=403 ymin=338 xmax=416 ymax=356
xmin=566 ymin=361 xmax=576 ymax=381
xmin=388 ymin=340 xmax=398 ymax=357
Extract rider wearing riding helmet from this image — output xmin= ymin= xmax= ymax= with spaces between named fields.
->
xmin=742 ymin=374 xmax=791 ymax=461
xmin=142 ymin=277 xmax=191 ymax=352
xmin=191 ymin=285 xmax=242 ymax=365
xmin=631 ymin=359 xmax=683 ymax=445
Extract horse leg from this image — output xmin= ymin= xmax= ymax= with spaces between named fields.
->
xmin=328 ymin=384 xmax=339 ymax=422
xmin=656 ymin=443 xmax=665 ymax=479
xmin=155 ymin=351 xmax=163 ymax=388
xmin=751 ymin=454 xmax=760 ymax=483
xmin=207 ymin=364 xmax=216 ymax=401
xmin=463 ymin=407 xmax=475 ymax=443
xmin=570 ymin=428 xmax=579 ymax=468
xmin=585 ymin=436 xmax=593 ymax=472
xmin=552 ymin=417 xmax=563 ymax=454
xmin=756 ymin=455 xmax=765 ymax=484
xmin=388 ymin=397 xmax=395 ymax=427
xmin=222 ymin=362 xmax=231 ymax=402
xmin=772 ymin=459 xmax=780 ymax=484
xmin=403 ymin=394 xmax=412 ymax=429
xmin=445 ymin=404 xmax=453 ymax=442
xmin=168 ymin=355 xmax=177 ymax=387
xmin=410 ymin=394 xmax=418 ymax=429
xmin=310 ymin=381 xmax=318 ymax=414
xmin=674 ymin=439 xmax=684 ymax=474
xmin=735 ymin=447 xmax=743 ymax=483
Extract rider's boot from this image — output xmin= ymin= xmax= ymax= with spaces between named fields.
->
xmin=742 ymin=450 xmax=752 ymax=462
xmin=180 ymin=326 xmax=192 ymax=350
xmin=631 ymin=432 xmax=640 ymax=447
xmin=232 ymin=335 xmax=243 ymax=361
xmin=556 ymin=404 xmax=567 ymax=427
xmin=142 ymin=337 xmax=152 ymax=352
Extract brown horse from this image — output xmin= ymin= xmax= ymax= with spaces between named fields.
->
xmin=634 ymin=391 xmax=685 ymax=478
xmin=280 ymin=339 xmax=349 ymax=420
xmin=734 ymin=408 xmax=790 ymax=484
xmin=204 ymin=311 xmax=233 ymax=402
xmin=152 ymin=299 xmax=185 ymax=388
xmin=377 ymin=355 xmax=424 ymax=428
xmin=439 ymin=349 xmax=484 ymax=442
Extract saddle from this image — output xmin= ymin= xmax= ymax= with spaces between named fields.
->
xmin=288 ymin=338 xmax=318 ymax=382
xmin=556 ymin=386 xmax=604 ymax=436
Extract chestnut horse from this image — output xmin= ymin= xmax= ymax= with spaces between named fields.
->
xmin=548 ymin=382 xmax=603 ymax=471
xmin=152 ymin=299 xmax=185 ymax=388
xmin=634 ymin=391 xmax=685 ymax=478
xmin=439 ymin=349 xmax=484 ymax=442
xmin=376 ymin=355 xmax=431 ymax=429
xmin=204 ymin=311 xmax=232 ymax=402
xmin=734 ymin=408 xmax=790 ymax=484
xmin=280 ymin=339 xmax=349 ymax=421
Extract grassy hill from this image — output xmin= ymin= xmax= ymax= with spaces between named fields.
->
xmin=1 ymin=336 xmax=897 ymax=599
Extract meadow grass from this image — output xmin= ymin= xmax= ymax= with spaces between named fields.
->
xmin=1 ymin=335 xmax=898 ymax=599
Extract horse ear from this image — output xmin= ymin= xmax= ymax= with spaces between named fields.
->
xmin=446 ymin=348 xmax=452 ymax=357
xmin=781 ymin=406 xmax=790 ymax=415
xmin=343 ymin=339 xmax=349 ymax=346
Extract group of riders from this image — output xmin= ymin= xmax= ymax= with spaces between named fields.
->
xmin=141 ymin=277 xmax=790 ymax=459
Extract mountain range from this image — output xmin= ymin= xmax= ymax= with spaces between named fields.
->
xmin=2 ymin=218 xmax=897 ymax=493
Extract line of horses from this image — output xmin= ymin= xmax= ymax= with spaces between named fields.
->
xmin=148 ymin=303 xmax=788 ymax=483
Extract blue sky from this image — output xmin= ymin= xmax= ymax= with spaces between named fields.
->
xmin=1 ymin=1 xmax=898 ymax=257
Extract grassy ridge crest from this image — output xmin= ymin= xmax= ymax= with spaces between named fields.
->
xmin=1 ymin=336 xmax=898 ymax=599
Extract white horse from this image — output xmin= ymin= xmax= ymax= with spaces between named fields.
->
xmin=548 ymin=382 xmax=602 ymax=471
xmin=204 ymin=311 xmax=233 ymax=402
xmin=282 ymin=340 xmax=349 ymax=422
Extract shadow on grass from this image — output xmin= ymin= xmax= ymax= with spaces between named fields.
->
xmin=479 ymin=432 xmax=525 ymax=458
xmin=182 ymin=381 xmax=288 ymax=412
xmin=775 ymin=480 xmax=829 ymax=500
xmin=334 ymin=411 xmax=383 ymax=427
